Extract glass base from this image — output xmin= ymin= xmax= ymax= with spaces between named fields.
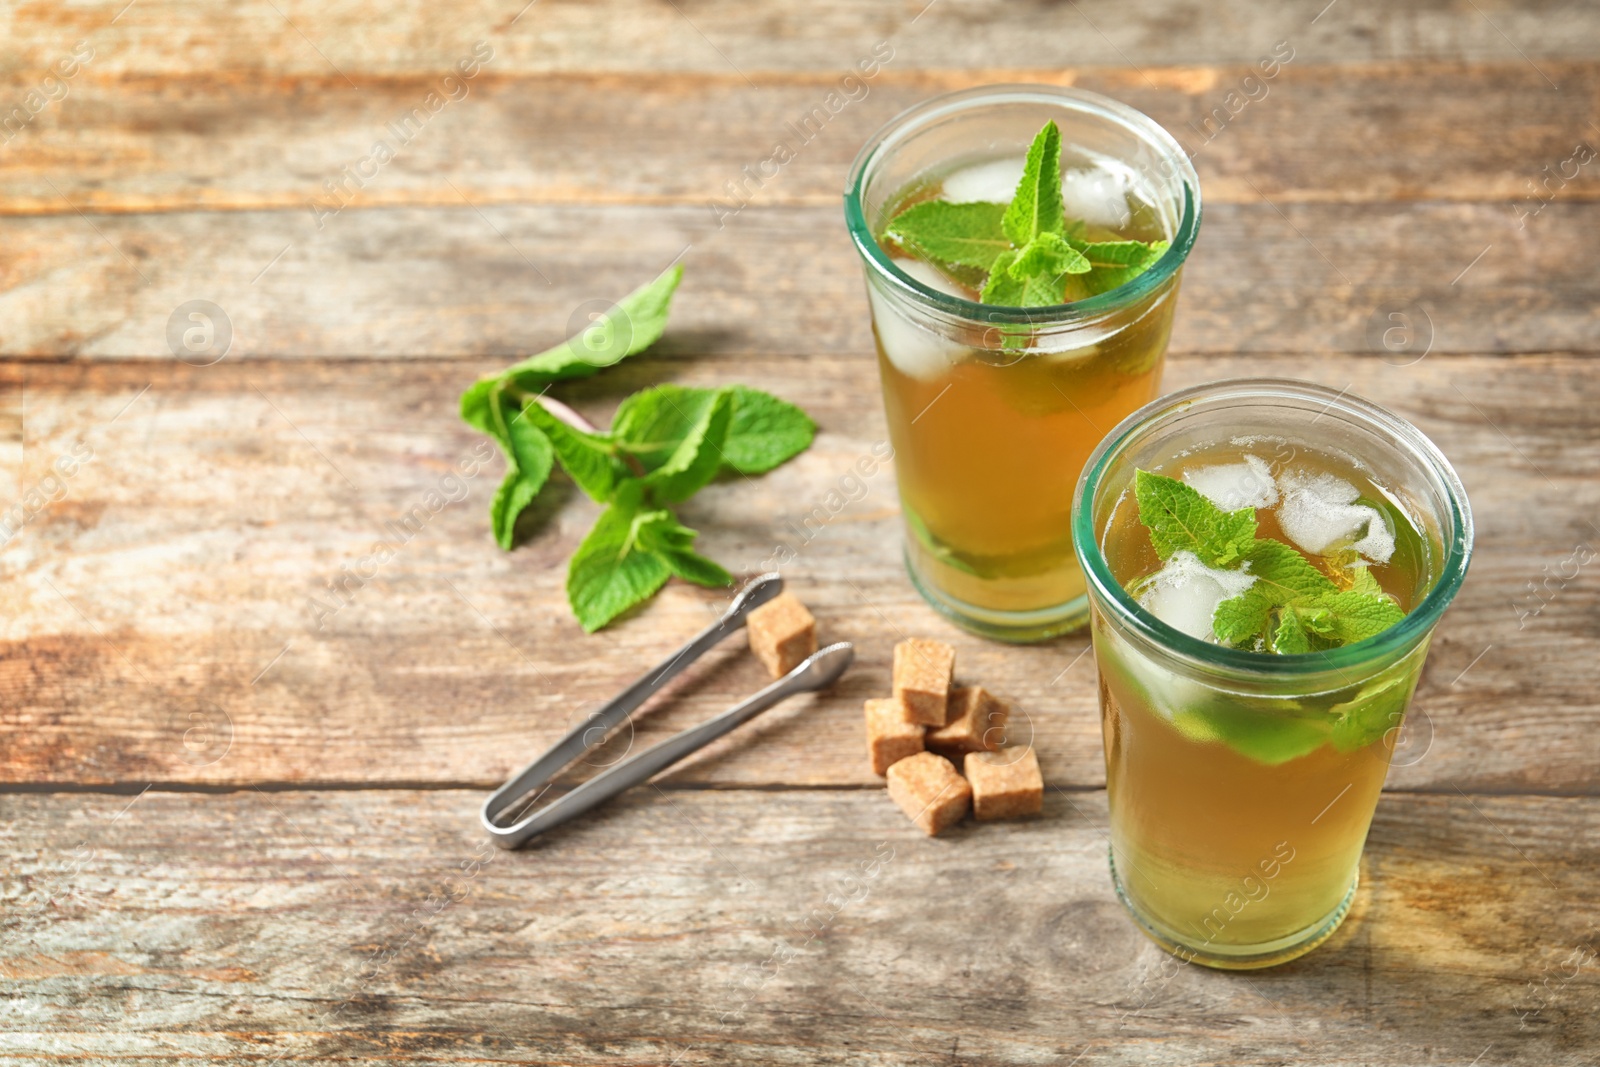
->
xmin=904 ymin=544 xmax=1089 ymax=643
xmin=1109 ymin=848 xmax=1357 ymax=970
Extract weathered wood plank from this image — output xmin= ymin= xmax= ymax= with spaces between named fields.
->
xmin=0 ymin=354 xmax=1594 ymax=794
xmin=3 ymin=0 xmax=1596 ymax=78
xmin=0 ymin=788 xmax=1594 ymax=1063
xmin=3 ymin=63 xmax=1595 ymax=215
xmin=2 ymin=200 xmax=1597 ymax=359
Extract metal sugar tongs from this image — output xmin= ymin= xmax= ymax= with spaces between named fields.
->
xmin=481 ymin=573 xmax=853 ymax=849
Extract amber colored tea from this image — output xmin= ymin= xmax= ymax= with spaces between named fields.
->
xmin=1094 ymin=441 xmax=1433 ymax=964
xmin=874 ymin=159 xmax=1180 ymax=633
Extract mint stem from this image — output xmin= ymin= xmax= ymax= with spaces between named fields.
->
xmin=536 ymin=395 xmax=597 ymax=434
xmin=536 ymin=395 xmax=648 ymax=478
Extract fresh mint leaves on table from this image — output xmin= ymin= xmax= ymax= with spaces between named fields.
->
xmin=460 ymin=266 xmax=816 ymax=632
xmin=879 ymin=119 xmax=1169 ymax=307
xmin=1133 ymin=470 xmax=1405 ymax=654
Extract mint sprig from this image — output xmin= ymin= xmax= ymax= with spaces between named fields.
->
xmin=461 ymin=268 xmax=816 ymax=631
xmin=1133 ymin=470 xmax=1405 ymax=654
xmin=879 ymin=120 xmax=1168 ymax=307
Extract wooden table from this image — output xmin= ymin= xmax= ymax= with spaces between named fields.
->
xmin=3 ymin=2 xmax=1598 ymax=1062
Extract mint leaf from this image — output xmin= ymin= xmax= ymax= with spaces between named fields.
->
xmin=503 ymin=265 xmax=683 ymax=387
xmin=1172 ymin=700 xmax=1332 ymax=766
xmin=1245 ymin=537 xmax=1338 ymax=600
xmin=1303 ymin=588 xmax=1406 ymax=645
xmin=721 ymin=385 xmax=815 ymax=474
xmin=567 ymin=498 xmax=732 ymax=631
xmin=659 ymin=546 xmax=733 ymax=587
xmin=1002 ymin=120 xmax=1065 ymax=247
xmin=644 ymin=389 xmax=733 ymax=504
xmin=1329 ymin=674 xmax=1414 ymax=753
xmin=882 ymin=201 xmax=1010 ymax=272
xmin=1010 ymin=232 xmax=1090 ymax=279
xmin=1213 ymin=539 xmax=1341 ymax=644
xmin=613 ymin=384 xmax=812 ymax=479
xmin=1211 ymin=589 xmax=1273 ymax=649
xmin=1215 ymin=556 xmax=1404 ymax=653
xmin=462 ymin=265 xmax=683 ymax=435
xmin=1068 ymin=238 xmax=1170 ymax=297
xmin=1349 ymin=563 xmax=1383 ymax=597
xmin=633 ymin=510 xmax=733 ymax=588
xmin=488 ymin=388 xmax=555 ymax=549
xmin=1006 ymin=232 xmax=1093 ymax=305
xmin=611 ymin=384 xmax=720 ymax=472
xmin=521 ymin=400 xmax=620 ymax=503
xmin=1021 ymin=270 xmax=1065 ymax=307
xmin=1212 ymin=541 xmax=1401 ymax=652
xmin=567 ymin=494 xmax=673 ymax=633
xmin=980 ymin=249 xmax=1026 ymax=305
xmin=1133 ymin=469 xmax=1256 ymax=569
xmin=460 ymin=376 xmax=502 ymax=439
xmin=1119 ymin=647 xmax=1334 ymax=765
xmin=490 ymin=470 xmax=537 ymax=550
xmin=1272 ymin=607 xmax=1313 ymax=654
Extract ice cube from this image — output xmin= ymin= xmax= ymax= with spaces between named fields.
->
xmin=1061 ymin=166 xmax=1133 ymax=230
xmin=1349 ymin=510 xmax=1396 ymax=563
xmin=941 ymin=158 xmax=1026 ymax=204
xmin=942 ymin=157 xmax=1134 ymax=230
xmin=891 ymin=255 xmax=971 ymax=301
xmin=1102 ymin=623 xmax=1210 ymax=722
xmin=1183 ymin=454 xmax=1278 ymax=511
xmin=1277 ymin=470 xmax=1395 ymax=563
xmin=1281 ymin=469 xmax=1361 ymax=507
xmin=1136 ymin=550 xmax=1258 ymax=641
xmin=868 ymin=261 xmax=968 ymax=382
xmin=1037 ymin=342 xmax=1101 ymax=365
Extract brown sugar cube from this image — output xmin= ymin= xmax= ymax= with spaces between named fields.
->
xmin=885 ymin=752 xmax=971 ymax=836
xmin=893 ymin=638 xmax=956 ymax=726
xmin=964 ymin=747 xmax=1044 ymax=820
xmin=927 ymin=686 xmax=1011 ymax=756
xmin=864 ymin=698 xmax=925 ymax=776
xmin=746 ymin=593 xmax=817 ymax=678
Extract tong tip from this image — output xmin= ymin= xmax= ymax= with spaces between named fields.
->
xmin=724 ymin=572 xmax=786 ymax=623
xmin=790 ymin=641 xmax=855 ymax=690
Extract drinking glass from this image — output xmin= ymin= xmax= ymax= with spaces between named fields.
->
xmin=1073 ymin=379 xmax=1474 ymax=969
xmin=844 ymin=85 xmax=1201 ymax=641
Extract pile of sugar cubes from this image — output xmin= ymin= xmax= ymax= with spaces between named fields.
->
xmin=869 ymin=638 xmax=1043 ymax=835
xmin=744 ymin=593 xmax=1043 ymax=836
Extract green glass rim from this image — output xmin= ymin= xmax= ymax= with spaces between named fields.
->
xmin=1071 ymin=378 xmax=1475 ymax=678
xmin=843 ymin=84 xmax=1202 ymax=326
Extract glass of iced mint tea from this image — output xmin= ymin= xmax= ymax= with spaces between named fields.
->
xmin=844 ymin=86 xmax=1201 ymax=642
xmin=1073 ymin=379 xmax=1473 ymax=969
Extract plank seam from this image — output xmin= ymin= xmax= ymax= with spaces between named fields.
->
xmin=0 ymin=781 xmax=1590 ymax=798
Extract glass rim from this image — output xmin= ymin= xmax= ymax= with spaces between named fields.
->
xmin=1071 ymin=378 xmax=1475 ymax=679
xmin=843 ymin=83 xmax=1202 ymax=326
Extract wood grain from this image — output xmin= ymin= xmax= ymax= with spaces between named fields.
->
xmin=4 ymin=0 xmax=1597 ymax=1061
xmin=4 ymin=0 xmax=1596 ymax=76
xmin=3 ymin=200 xmax=1598 ymax=359
xmin=1 ymin=788 xmax=1594 ymax=1064
xmin=0 ymin=354 xmax=1593 ymax=794
xmin=3 ymin=63 xmax=1595 ymax=215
